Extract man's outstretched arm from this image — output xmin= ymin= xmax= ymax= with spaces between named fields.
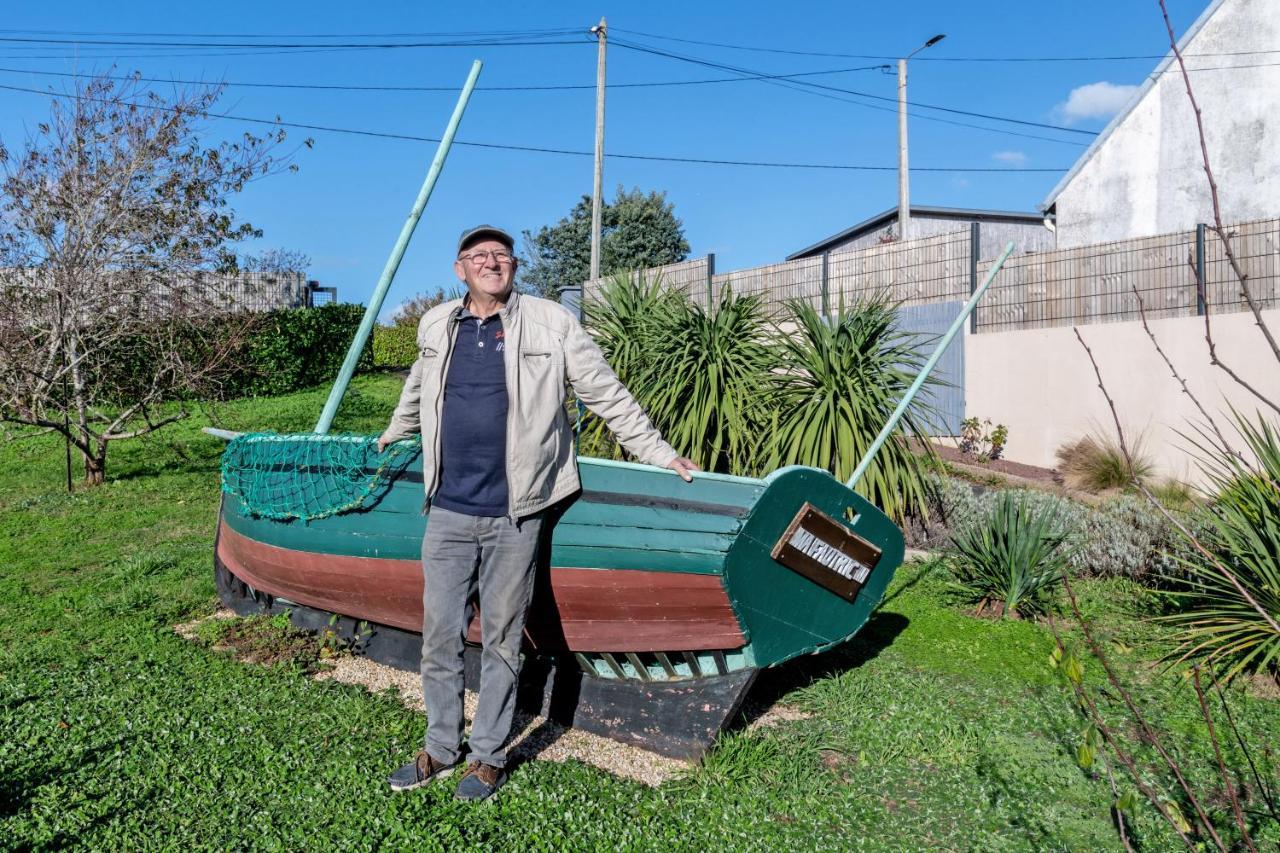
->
xmin=378 ymin=358 xmax=424 ymax=452
xmin=563 ymin=313 xmax=700 ymax=482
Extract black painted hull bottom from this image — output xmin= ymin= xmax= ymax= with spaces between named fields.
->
xmin=215 ymin=557 xmax=757 ymax=760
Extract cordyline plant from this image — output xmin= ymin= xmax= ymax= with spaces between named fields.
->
xmin=0 ymin=72 xmax=304 ymax=484
xmin=1055 ymin=3 xmax=1280 ymax=849
xmin=583 ymin=272 xmax=775 ymax=474
xmin=767 ymin=297 xmax=938 ymax=522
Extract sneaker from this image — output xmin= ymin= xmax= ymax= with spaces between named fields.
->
xmin=453 ymin=761 xmax=507 ymax=801
xmin=387 ymin=750 xmax=458 ymax=792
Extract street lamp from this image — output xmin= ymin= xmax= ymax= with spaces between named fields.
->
xmin=898 ymin=34 xmax=945 ymax=242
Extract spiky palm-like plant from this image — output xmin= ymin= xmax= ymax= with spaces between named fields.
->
xmin=1162 ymin=415 xmax=1280 ymax=684
xmin=766 ymin=298 xmax=938 ymax=523
xmin=582 ymin=276 xmax=775 ymax=474
xmin=949 ymin=491 xmax=1072 ymax=619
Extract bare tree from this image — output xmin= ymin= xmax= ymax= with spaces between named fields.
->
xmin=240 ymin=247 xmax=312 ymax=275
xmin=0 ymin=72 xmax=301 ymax=484
xmin=390 ymin=288 xmax=450 ymax=327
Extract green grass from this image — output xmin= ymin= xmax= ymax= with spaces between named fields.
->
xmin=2 ymin=374 xmax=1277 ymax=850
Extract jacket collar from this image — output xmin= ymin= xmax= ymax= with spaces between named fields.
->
xmin=456 ymin=287 xmax=520 ymax=323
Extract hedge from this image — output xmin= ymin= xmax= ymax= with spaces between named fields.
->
xmin=242 ymin=303 xmax=371 ymax=397
xmin=99 ymin=303 xmax=372 ymax=401
xmin=372 ymin=324 xmax=418 ymax=368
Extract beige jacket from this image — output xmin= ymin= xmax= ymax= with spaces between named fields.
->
xmin=383 ymin=290 xmax=678 ymax=518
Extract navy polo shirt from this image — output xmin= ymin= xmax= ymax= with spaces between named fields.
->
xmin=432 ymin=306 xmax=509 ymax=517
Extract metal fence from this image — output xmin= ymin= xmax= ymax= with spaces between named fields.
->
xmin=194 ymin=271 xmax=313 ymax=313
xmin=974 ymin=217 xmax=1280 ymax=332
xmin=576 ymin=217 xmax=1280 ymax=332
xmin=582 ymin=257 xmax=711 ymax=305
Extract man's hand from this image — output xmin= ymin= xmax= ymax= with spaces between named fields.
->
xmin=377 ymin=432 xmax=395 ymax=453
xmin=667 ymin=456 xmax=700 ymax=483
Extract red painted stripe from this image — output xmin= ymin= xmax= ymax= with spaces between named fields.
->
xmin=217 ymin=521 xmax=744 ymax=653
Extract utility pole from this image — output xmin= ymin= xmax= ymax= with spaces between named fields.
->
xmin=897 ymin=34 xmax=945 ymax=243
xmin=897 ymin=57 xmax=909 ymax=242
xmin=589 ymin=17 xmax=607 ymax=282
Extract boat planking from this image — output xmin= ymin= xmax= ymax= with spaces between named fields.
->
xmin=214 ymin=450 xmax=904 ymax=758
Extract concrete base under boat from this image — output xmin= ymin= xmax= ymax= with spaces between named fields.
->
xmin=216 ymin=555 xmax=758 ymax=760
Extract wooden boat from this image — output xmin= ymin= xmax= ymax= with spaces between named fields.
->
xmin=214 ymin=451 xmax=903 ymax=757
xmin=210 ymin=64 xmax=1013 ymax=757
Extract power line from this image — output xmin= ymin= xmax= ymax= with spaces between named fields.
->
xmin=610 ymin=27 xmax=1280 ymax=63
xmin=613 ymin=38 xmax=1096 ymax=137
xmin=0 ymin=81 xmax=1071 ymax=172
xmin=0 ymin=27 xmax=584 ymax=39
xmin=0 ymin=63 xmax=893 ymax=94
xmin=0 ymin=34 xmax=585 ymax=49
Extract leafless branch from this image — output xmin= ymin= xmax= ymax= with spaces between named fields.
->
xmin=1159 ymin=0 xmax=1280 ymax=368
xmin=1074 ymin=327 xmax=1280 ymax=637
xmin=1132 ymin=284 xmax=1236 ymax=449
xmin=1187 ymin=259 xmax=1280 ymax=418
xmin=1211 ymin=669 xmax=1279 ymax=823
xmin=1058 ymin=567 xmax=1227 ymax=850
xmin=1192 ymin=666 xmax=1257 ymax=851
xmin=1045 ymin=613 xmax=1198 ymax=849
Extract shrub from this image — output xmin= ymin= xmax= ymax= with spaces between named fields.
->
xmin=913 ymin=474 xmax=1182 ymax=582
xmin=238 ymin=303 xmax=371 ymax=397
xmin=1055 ymin=432 xmax=1155 ymax=492
xmin=948 ymin=490 xmax=1073 ymax=618
xmin=372 ymin=324 xmax=417 ymax=368
xmin=1161 ymin=415 xmax=1280 ymax=683
xmin=767 ymin=298 xmax=938 ymax=523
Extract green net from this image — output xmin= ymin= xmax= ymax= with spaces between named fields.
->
xmin=220 ymin=432 xmax=422 ymax=522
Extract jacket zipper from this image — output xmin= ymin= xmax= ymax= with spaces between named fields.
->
xmin=429 ymin=313 xmax=461 ymax=502
xmin=503 ymin=299 xmax=518 ymax=523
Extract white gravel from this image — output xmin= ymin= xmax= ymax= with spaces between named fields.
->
xmin=178 ymin=608 xmax=818 ymax=786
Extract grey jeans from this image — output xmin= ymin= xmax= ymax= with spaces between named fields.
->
xmin=420 ymin=505 xmax=543 ymax=768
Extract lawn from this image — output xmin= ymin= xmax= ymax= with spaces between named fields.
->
xmin=2 ymin=374 xmax=1276 ymax=850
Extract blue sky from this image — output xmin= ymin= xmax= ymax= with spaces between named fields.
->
xmin=0 ymin=0 xmax=1210 ymax=315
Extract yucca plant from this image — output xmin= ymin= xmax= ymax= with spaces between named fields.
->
xmin=766 ymin=297 xmax=938 ymax=522
xmin=949 ymin=491 xmax=1073 ymax=619
xmin=581 ymin=270 xmax=684 ymax=388
xmin=636 ymin=287 xmax=776 ymax=474
xmin=1161 ymin=414 xmax=1280 ymax=684
xmin=582 ymin=276 xmax=775 ymax=474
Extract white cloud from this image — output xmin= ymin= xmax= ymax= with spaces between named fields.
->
xmin=1057 ymin=81 xmax=1139 ymax=124
xmin=949 ymin=176 xmax=971 ymax=190
xmin=992 ymin=150 xmax=1028 ymax=167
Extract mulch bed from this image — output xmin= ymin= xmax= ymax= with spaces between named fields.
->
xmin=926 ymin=441 xmax=1061 ymax=486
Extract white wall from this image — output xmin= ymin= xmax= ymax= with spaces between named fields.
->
xmin=1052 ymin=0 xmax=1280 ymax=248
xmin=965 ymin=309 xmax=1280 ymax=484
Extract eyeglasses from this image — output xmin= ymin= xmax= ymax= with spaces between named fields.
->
xmin=458 ymin=250 xmax=515 ymax=265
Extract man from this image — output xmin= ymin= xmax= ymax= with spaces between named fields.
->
xmin=379 ymin=225 xmax=699 ymax=801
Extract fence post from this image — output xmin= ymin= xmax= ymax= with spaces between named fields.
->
xmin=821 ymin=251 xmax=830 ymax=316
xmin=969 ymin=221 xmax=981 ymax=333
xmin=1195 ymin=222 xmax=1207 ymax=316
xmin=705 ymin=252 xmax=716 ymax=310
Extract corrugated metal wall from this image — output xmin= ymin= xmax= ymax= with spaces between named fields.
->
xmin=895 ymin=300 xmax=965 ymax=436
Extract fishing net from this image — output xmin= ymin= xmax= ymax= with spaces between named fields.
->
xmin=220 ymin=432 xmax=422 ymax=522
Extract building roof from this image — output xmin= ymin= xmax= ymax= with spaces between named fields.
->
xmin=786 ymin=205 xmax=1044 ymax=260
xmin=1040 ymin=0 xmax=1228 ymax=211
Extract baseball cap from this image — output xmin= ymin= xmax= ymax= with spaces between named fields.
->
xmin=457 ymin=224 xmax=515 ymax=254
